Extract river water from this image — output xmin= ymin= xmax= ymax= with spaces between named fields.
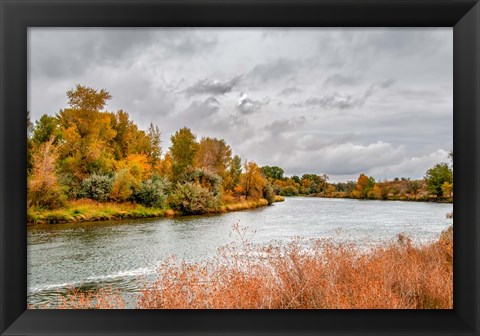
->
xmin=27 ymin=197 xmax=453 ymax=307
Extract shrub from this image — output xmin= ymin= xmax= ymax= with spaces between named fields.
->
xmin=263 ymin=183 xmax=276 ymax=205
xmin=279 ymin=185 xmax=299 ymax=196
xmin=132 ymin=176 xmax=167 ymax=208
xmin=27 ymin=182 xmax=66 ymax=209
xmin=184 ymin=168 xmax=223 ymax=196
xmin=78 ymin=173 xmax=113 ymax=202
xmin=169 ymin=182 xmax=221 ymax=215
xmin=110 ymin=169 xmax=140 ymax=202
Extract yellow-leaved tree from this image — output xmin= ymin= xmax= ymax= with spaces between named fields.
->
xmin=27 ymin=136 xmax=65 ymax=209
xmin=240 ymin=161 xmax=267 ymax=200
xmin=57 ymin=85 xmax=116 ymax=182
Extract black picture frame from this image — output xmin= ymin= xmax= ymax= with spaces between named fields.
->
xmin=1 ymin=0 xmax=479 ymax=335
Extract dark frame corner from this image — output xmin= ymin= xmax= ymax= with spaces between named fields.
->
xmin=1 ymin=1 xmax=479 ymax=335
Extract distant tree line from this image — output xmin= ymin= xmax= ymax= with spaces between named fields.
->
xmin=262 ymin=157 xmax=453 ymax=202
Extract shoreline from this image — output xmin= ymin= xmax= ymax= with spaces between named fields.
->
xmin=27 ymin=195 xmax=285 ymax=226
xmin=304 ymin=193 xmax=453 ymax=204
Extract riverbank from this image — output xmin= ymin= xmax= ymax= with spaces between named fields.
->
xmin=307 ymin=193 xmax=453 ymax=203
xmin=27 ymin=195 xmax=285 ymax=225
xmin=42 ymin=225 xmax=453 ymax=309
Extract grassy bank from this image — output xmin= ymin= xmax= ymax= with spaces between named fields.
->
xmin=42 ymin=225 xmax=452 ymax=309
xmin=220 ymin=195 xmax=285 ymax=212
xmin=27 ymin=196 xmax=285 ymax=225
xmin=27 ymin=199 xmax=170 ymax=225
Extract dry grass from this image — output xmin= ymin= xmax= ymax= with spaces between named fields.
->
xmin=57 ymin=288 xmax=126 ymax=309
xmin=29 ymin=287 xmax=126 ymax=309
xmin=137 ymin=224 xmax=453 ymax=309
xmin=220 ymin=199 xmax=269 ymax=212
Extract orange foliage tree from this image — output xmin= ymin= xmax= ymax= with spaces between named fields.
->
xmin=240 ymin=161 xmax=267 ymax=200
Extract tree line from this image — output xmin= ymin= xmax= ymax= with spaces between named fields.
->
xmin=27 ymin=85 xmax=276 ymax=215
xmin=262 ymin=156 xmax=453 ymax=202
xmin=27 ymin=85 xmax=453 ymax=217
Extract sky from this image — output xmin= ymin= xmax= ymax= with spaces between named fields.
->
xmin=28 ymin=28 xmax=452 ymax=182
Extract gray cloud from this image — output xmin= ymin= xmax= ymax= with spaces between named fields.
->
xmin=323 ymin=74 xmax=362 ymax=87
xmin=237 ymin=93 xmax=270 ymax=115
xmin=29 ymin=28 xmax=218 ymax=80
xmin=247 ymin=58 xmax=297 ymax=83
xmin=29 ymin=28 xmax=452 ymax=181
xmin=183 ymin=76 xmax=242 ymax=97
xmin=292 ymin=79 xmax=395 ymax=110
xmin=279 ymin=87 xmax=301 ymax=96
xmin=305 ymin=94 xmax=359 ymax=110
xmin=264 ymin=116 xmax=307 ymax=133
xmin=184 ymin=96 xmax=220 ymax=117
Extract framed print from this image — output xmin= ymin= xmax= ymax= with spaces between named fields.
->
xmin=1 ymin=0 xmax=479 ymax=335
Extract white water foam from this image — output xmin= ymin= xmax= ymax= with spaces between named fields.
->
xmin=28 ymin=266 xmax=156 ymax=294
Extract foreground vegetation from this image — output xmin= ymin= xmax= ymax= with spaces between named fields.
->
xmin=39 ymin=224 xmax=452 ymax=309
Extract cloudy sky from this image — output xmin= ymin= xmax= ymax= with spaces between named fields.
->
xmin=28 ymin=28 xmax=452 ymax=182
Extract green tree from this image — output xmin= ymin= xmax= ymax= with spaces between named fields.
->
xmin=32 ymin=114 xmax=60 ymax=144
xmin=291 ymin=175 xmax=301 ymax=184
xmin=261 ymin=166 xmax=284 ymax=181
xmin=169 ymin=127 xmax=199 ymax=182
xmin=425 ymin=163 xmax=453 ymax=197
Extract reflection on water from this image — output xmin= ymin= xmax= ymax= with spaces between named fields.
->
xmin=27 ymin=197 xmax=453 ymax=307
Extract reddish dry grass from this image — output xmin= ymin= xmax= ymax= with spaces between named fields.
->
xmin=56 ymin=288 xmax=126 ymax=309
xmin=137 ymin=224 xmax=453 ymax=309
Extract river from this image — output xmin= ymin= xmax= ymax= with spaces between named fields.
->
xmin=27 ymin=197 xmax=453 ymax=307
